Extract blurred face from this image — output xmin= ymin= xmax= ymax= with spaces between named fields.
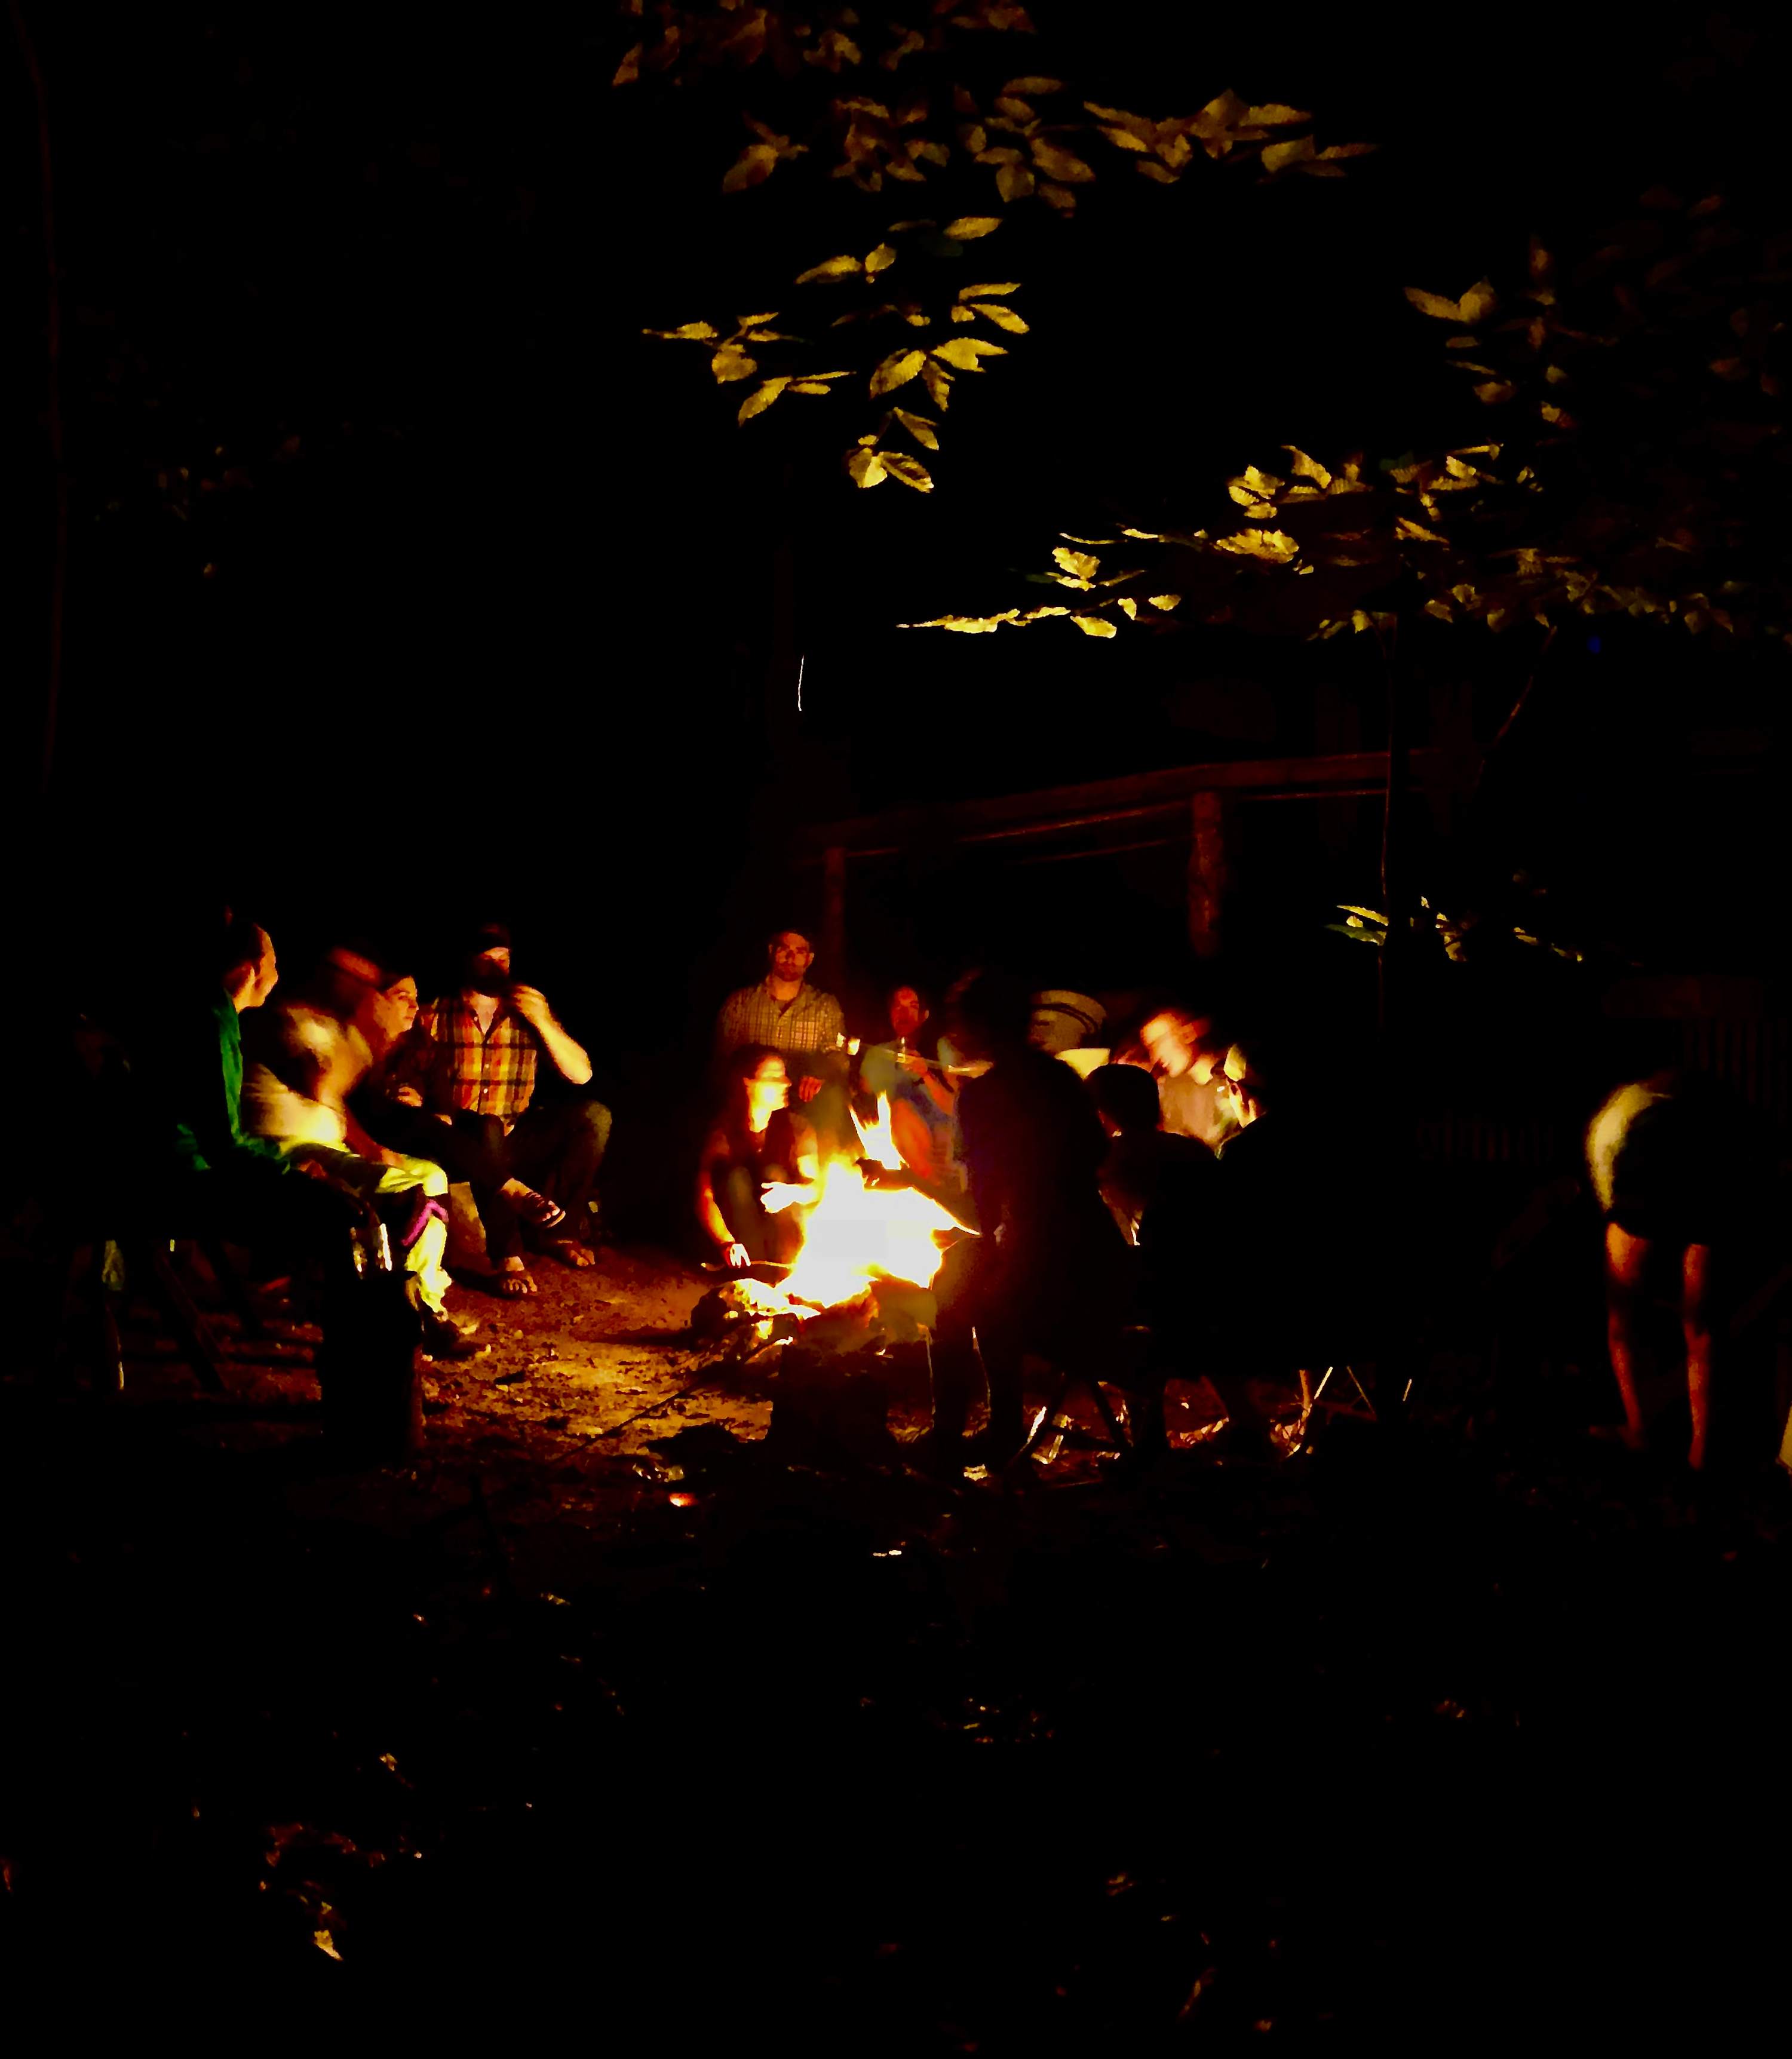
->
xmin=1217 ymin=1072 xmax=1261 ymax=1128
xmin=769 ymin=932 xmax=814 ymax=984
xmin=888 ymin=987 xmax=926 ymax=1039
xmin=383 ymin=975 xmax=419 ymax=1035
xmin=240 ymin=929 xmax=279 ymax=1009
xmin=466 ymin=944 xmax=511 ymax=994
xmin=747 ymin=1055 xmax=789 ymax=1119
xmin=1028 ymin=1006 xmax=1079 ymax=1055
xmin=1140 ymin=1011 xmax=1211 ymax=1079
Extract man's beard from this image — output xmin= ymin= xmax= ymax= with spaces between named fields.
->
xmin=466 ymin=963 xmax=507 ymax=996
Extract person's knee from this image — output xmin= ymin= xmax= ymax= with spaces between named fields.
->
xmin=389 ymin=1153 xmax=449 ymax=1198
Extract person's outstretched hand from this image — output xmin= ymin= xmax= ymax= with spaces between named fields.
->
xmin=796 ymin=1074 xmax=822 ymax=1103
xmin=722 ymin=1241 xmax=750 ymax=1270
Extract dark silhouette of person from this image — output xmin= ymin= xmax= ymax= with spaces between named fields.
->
xmin=925 ymin=973 xmax=1130 ymax=1472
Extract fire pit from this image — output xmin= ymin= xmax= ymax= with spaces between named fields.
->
xmin=691 ymin=1097 xmax=966 ymax=1369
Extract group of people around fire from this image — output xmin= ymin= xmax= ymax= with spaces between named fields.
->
xmin=108 ymin=908 xmax=1749 ymax=1480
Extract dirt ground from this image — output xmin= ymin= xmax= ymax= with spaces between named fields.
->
xmin=4 ymin=1239 xmax=1790 ymax=2046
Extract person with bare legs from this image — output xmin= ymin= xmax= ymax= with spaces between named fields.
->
xmin=1587 ymin=1072 xmax=1740 ymax=1473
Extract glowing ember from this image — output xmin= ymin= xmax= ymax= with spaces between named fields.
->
xmin=780 ymin=1096 xmax=962 ymax=1309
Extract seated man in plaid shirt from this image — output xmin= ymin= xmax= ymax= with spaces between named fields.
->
xmin=714 ymin=926 xmax=851 ymax=1160
xmin=381 ymin=923 xmax=610 ymax=1279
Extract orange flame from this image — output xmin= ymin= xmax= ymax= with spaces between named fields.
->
xmin=780 ymin=1095 xmax=961 ymax=1308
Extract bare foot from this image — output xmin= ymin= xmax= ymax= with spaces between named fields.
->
xmin=541 ymin=1236 xmax=597 ymax=1271
xmin=498 ymin=1257 xmax=538 ymax=1297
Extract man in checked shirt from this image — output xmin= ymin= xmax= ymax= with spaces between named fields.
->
xmin=713 ymin=927 xmax=852 ymax=1161
xmin=379 ymin=922 xmax=610 ymax=1280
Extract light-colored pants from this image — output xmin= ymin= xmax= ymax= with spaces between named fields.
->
xmin=279 ymin=1143 xmax=453 ymax=1314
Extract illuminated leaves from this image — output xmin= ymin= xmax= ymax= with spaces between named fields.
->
xmin=1053 ymin=545 xmax=1100 ymax=582
xmin=1261 ymin=137 xmax=1314 ymax=174
xmin=846 ymin=435 xmax=932 ymax=490
xmin=794 ymin=253 xmax=863 ymax=284
xmin=958 ymin=280 xmax=1029 ymax=332
xmin=740 ymin=369 xmax=850 ymax=418
xmin=880 ymin=450 xmax=934 ymax=490
xmin=1213 ymin=528 xmax=1300 ymax=563
xmin=628 ymin=13 xmax=1374 ymax=493
xmin=722 ymin=121 xmax=806 ymax=192
xmin=1227 ymin=464 xmax=1285 ymax=518
xmin=870 ymin=348 xmax=926 ymax=395
xmin=724 ymin=143 xmax=783 ymax=191
xmin=931 ymin=336 xmax=1007 ymax=370
xmin=892 ymin=407 xmax=938 ymax=447
xmin=906 ymin=194 xmax=1790 ymax=663
xmin=797 ymin=244 xmax=896 ymax=284
xmin=1031 ymin=140 xmax=1094 ymax=183
xmin=1404 ymin=280 xmax=1498 ymax=323
xmin=737 ymin=376 xmax=788 ymax=421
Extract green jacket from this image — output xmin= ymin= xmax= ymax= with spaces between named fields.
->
xmin=170 ymin=995 xmax=291 ymax=1177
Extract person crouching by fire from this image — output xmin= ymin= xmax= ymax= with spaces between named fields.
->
xmin=696 ymin=1045 xmax=821 ymax=1271
xmin=921 ymin=972 xmax=1130 ymax=1477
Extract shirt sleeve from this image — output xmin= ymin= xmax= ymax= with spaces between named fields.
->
xmin=714 ymin=991 xmax=747 ymax=1057
xmin=204 ymin=1002 xmax=290 ymax=1173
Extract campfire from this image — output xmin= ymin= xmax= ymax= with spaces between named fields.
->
xmin=780 ymin=1096 xmax=962 ymax=1310
xmin=694 ymin=1096 xmax=965 ymax=1356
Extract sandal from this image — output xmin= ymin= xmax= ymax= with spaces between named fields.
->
xmin=513 ymin=1188 xmax=566 ymax=1233
xmin=497 ymin=1266 xmax=538 ymax=1298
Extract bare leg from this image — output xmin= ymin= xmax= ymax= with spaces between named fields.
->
xmin=1604 ymin=1221 xmax=1651 ymax=1452
xmin=1681 ymin=1241 xmax=1714 ymax=1472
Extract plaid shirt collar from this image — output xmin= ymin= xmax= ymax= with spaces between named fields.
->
xmin=418 ymin=990 xmax=539 ymax=1120
xmin=718 ymin=978 xmax=842 ymax=1055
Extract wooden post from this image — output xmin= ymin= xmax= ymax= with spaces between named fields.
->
xmin=1187 ymin=790 xmax=1228 ymax=958
xmin=822 ymin=844 xmax=846 ymax=985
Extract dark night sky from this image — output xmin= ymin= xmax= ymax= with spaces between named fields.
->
xmin=7 ymin=3 xmax=1787 ymax=1050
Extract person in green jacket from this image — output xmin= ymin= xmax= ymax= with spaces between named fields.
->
xmin=161 ymin=916 xmax=474 ymax=1359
